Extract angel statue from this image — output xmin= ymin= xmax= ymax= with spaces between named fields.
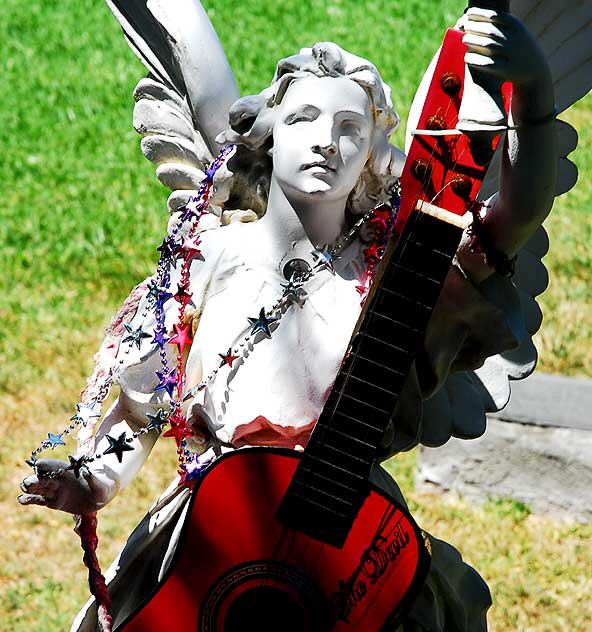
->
xmin=18 ymin=0 xmax=590 ymax=630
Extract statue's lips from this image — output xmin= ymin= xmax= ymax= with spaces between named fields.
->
xmin=300 ymin=162 xmax=336 ymax=173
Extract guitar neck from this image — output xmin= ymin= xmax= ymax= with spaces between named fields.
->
xmin=278 ymin=205 xmax=468 ymax=546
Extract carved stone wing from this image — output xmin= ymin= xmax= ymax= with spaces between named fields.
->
xmin=105 ymin=0 xmax=239 ymax=213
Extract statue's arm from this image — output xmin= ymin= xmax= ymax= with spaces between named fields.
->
xmin=19 ymin=394 xmax=159 ymax=515
xmin=455 ymin=7 xmax=557 ymax=283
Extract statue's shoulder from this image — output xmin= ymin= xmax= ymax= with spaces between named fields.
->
xmin=197 ymin=216 xmax=263 ymax=271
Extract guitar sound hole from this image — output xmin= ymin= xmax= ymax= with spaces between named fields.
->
xmin=224 ymin=586 xmax=305 ymax=632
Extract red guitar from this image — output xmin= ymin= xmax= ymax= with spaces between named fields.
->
xmin=114 ymin=18 xmax=510 ymax=632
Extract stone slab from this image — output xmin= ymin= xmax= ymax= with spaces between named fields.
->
xmin=416 ymin=416 xmax=592 ymax=522
xmin=490 ymin=373 xmax=592 ymax=431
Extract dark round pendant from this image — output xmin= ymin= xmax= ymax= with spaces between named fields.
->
xmin=282 ymin=258 xmax=312 ymax=282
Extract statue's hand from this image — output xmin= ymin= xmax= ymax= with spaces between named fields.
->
xmin=18 ymin=459 xmax=111 ymax=515
xmin=458 ymin=7 xmax=551 ymax=89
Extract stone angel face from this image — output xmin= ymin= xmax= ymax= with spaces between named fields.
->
xmin=271 ymin=75 xmax=374 ymax=204
xmin=216 ymin=42 xmax=405 ymax=218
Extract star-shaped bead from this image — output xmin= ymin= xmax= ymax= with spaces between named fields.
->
xmin=162 ymin=413 xmax=192 ymax=444
xmin=71 ymin=403 xmax=101 ymax=426
xmin=181 ymin=456 xmax=208 ymax=485
xmin=66 ymin=455 xmax=88 ymax=478
xmin=152 ymin=326 xmax=169 ymax=349
xmin=312 ymin=249 xmax=336 ymax=274
xmin=281 ymin=280 xmax=305 ymax=305
xmin=145 ymin=409 xmax=170 ymax=433
xmin=45 ymin=432 xmax=66 ymax=449
xmin=168 ymin=322 xmax=193 ymax=353
xmin=363 ymin=242 xmax=384 ymax=262
xmin=146 ymin=279 xmax=161 ymax=302
xmin=219 ymin=349 xmax=239 ymax=368
xmin=122 ymin=323 xmax=152 ymax=349
xmin=247 ymin=308 xmax=278 ymax=339
xmin=180 ymin=234 xmax=202 ymax=261
xmin=154 ymin=368 xmax=178 ymax=397
xmin=157 ymin=237 xmax=177 ymax=267
xmin=156 ymin=289 xmax=173 ymax=310
xmin=179 ymin=198 xmax=203 ymax=222
xmin=103 ymin=432 xmax=134 ymax=463
xmin=173 ymin=282 xmax=193 ymax=307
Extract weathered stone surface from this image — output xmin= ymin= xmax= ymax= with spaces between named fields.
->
xmin=490 ymin=372 xmax=592 ymax=431
xmin=416 ymin=416 xmax=592 ymax=522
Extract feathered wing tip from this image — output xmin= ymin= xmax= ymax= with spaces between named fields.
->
xmin=105 ymin=0 xmax=240 ymax=214
xmin=403 ymin=0 xmax=589 ymax=447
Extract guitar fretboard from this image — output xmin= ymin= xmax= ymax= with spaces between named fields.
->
xmin=277 ymin=209 xmax=465 ymax=547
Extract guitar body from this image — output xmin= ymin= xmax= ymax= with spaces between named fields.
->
xmin=117 ymin=448 xmax=429 ymax=631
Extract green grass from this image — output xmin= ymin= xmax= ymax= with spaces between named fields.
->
xmin=1 ymin=0 xmax=591 ymax=630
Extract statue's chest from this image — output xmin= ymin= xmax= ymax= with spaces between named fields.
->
xmin=187 ymin=265 xmax=363 ymax=431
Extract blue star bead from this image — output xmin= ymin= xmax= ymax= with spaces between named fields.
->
xmin=122 ymin=323 xmax=152 ymax=350
xmin=156 ymin=290 xmax=173 ymax=310
xmin=154 ymin=368 xmax=178 ymax=397
xmin=183 ymin=456 xmax=208 ymax=483
xmin=312 ymin=249 xmax=336 ymax=274
xmin=103 ymin=432 xmax=134 ymax=463
xmin=247 ymin=308 xmax=278 ymax=339
xmin=152 ymin=327 xmax=169 ymax=349
xmin=46 ymin=432 xmax=66 ymax=449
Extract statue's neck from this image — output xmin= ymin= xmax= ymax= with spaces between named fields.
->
xmin=259 ymin=177 xmax=347 ymax=263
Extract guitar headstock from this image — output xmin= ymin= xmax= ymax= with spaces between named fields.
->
xmin=398 ymin=27 xmax=512 ymax=231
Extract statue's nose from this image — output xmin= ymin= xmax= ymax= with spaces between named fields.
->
xmin=312 ymin=141 xmax=337 ymax=157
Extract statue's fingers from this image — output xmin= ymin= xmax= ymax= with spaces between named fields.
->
xmin=463 ymin=33 xmax=505 ymax=55
xmin=464 ymin=51 xmax=508 ymax=75
xmin=464 ymin=7 xmax=513 ymax=26
xmin=20 ymin=474 xmax=59 ymax=496
xmin=462 ymin=21 xmax=506 ymax=43
xmin=18 ymin=493 xmax=52 ymax=507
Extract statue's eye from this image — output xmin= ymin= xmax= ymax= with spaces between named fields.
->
xmin=285 ymin=105 xmax=320 ymax=125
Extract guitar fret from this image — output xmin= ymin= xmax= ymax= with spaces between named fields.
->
xmin=336 ymin=353 xmax=406 ymax=395
xmin=298 ymin=466 xmax=364 ymax=495
xmin=372 ymin=287 xmax=432 ymax=324
xmin=357 ymin=330 xmax=413 ymax=357
xmin=360 ymin=315 xmax=422 ymax=358
xmin=291 ymin=479 xmax=356 ymax=508
xmin=304 ymin=451 xmax=368 ymax=480
xmin=362 ymin=307 xmax=422 ymax=334
xmin=325 ymin=389 xmax=392 ymax=418
xmin=285 ymin=492 xmax=349 ymax=519
xmin=379 ymin=285 xmax=434 ymax=311
xmin=317 ymin=409 xmax=386 ymax=446
xmin=330 ymin=373 xmax=398 ymax=412
xmin=291 ymin=478 xmax=360 ymax=508
xmin=310 ymin=425 xmax=376 ymax=463
xmin=395 ymin=239 xmax=454 ymax=279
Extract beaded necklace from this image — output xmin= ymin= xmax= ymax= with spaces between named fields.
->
xmin=25 ymin=145 xmax=399 ymax=487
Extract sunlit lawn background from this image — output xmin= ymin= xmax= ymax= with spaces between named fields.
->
xmin=1 ymin=0 xmax=590 ymax=630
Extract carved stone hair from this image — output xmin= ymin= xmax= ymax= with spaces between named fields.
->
xmin=213 ymin=42 xmax=405 ymax=220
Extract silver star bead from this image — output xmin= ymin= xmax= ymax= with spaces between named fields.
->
xmin=312 ymin=248 xmax=337 ymax=274
xmin=70 ymin=403 xmax=101 ymax=426
xmin=122 ymin=323 xmax=152 ymax=349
